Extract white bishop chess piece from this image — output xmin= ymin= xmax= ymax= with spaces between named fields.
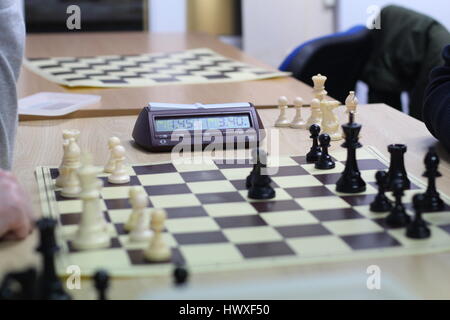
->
xmin=320 ymin=100 xmax=342 ymax=141
xmin=345 ymin=91 xmax=359 ymax=114
xmin=55 ymin=129 xmax=80 ymax=188
xmin=290 ymin=97 xmax=306 ymax=129
xmin=129 ymin=191 xmax=152 ymax=243
xmin=107 ymin=145 xmax=130 ymax=184
xmin=144 ymin=209 xmax=171 ymax=262
xmin=274 ymin=96 xmax=291 ymax=127
xmin=305 ymin=98 xmax=322 ymax=128
xmin=72 ymin=154 xmax=111 ymax=251
xmin=60 ymin=137 xmax=82 ymax=198
xmin=104 ymin=136 xmax=121 ymax=173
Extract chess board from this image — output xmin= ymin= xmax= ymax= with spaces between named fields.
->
xmin=24 ymin=48 xmax=290 ymax=88
xmin=35 ymin=146 xmax=450 ymax=277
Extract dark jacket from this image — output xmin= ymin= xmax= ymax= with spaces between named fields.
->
xmin=361 ymin=5 xmax=450 ymax=120
xmin=423 ymin=45 xmax=450 ymax=152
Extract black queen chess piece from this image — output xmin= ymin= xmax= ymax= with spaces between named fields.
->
xmin=422 ymin=147 xmax=445 ymax=212
xmin=386 ymin=144 xmax=411 ymax=191
xmin=306 ymin=124 xmax=322 ymax=163
xmin=336 ymin=112 xmax=366 ymax=193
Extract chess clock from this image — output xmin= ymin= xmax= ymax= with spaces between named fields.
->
xmin=132 ymin=102 xmax=264 ymax=152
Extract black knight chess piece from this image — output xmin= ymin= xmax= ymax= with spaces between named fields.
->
xmin=406 ymin=194 xmax=431 ymax=239
xmin=306 ymin=124 xmax=322 ymax=163
xmin=248 ymin=161 xmax=276 ymax=200
xmin=422 ymin=148 xmax=445 ymax=212
xmin=336 ymin=112 xmax=366 ymax=193
xmin=315 ymin=133 xmax=335 ymax=170
xmin=385 ymin=180 xmax=411 ymax=228
xmin=370 ymin=171 xmax=393 ymax=212
xmin=386 ymin=144 xmax=411 ymax=191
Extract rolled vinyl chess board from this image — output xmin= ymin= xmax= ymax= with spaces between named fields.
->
xmin=24 ymin=48 xmax=290 ymax=88
xmin=35 ymin=146 xmax=450 ymax=277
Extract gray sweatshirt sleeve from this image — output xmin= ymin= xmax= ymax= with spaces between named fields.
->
xmin=0 ymin=0 xmax=25 ymax=170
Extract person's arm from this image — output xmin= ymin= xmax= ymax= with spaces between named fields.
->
xmin=0 ymin=0 xmax=26 ymax=170
xmin=423 ymin=45 xmax=450 ymax=152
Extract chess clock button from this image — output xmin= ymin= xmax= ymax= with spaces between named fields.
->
xmin=159 ymin=139 xmax=168 ymax=145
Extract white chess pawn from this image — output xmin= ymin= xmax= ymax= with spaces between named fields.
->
xmin=129 ymin=193 xmax=152 ymax=243
xmin=60 ymin=138 xmax=82 ymax=198
xmin=321 ymin=100 xmax=342 ymax=141
xmin=305 ymin=98 xmax=322 ymax=128
xmin=107 ymin=145 xmax=130 ymax=184
xmin=345 ymin=91 xmax=358 ymax=114
xmin=125 ymin=187 xmax=145 ymax=232
xmin=104 ymin=136 xmax=121 ymax=173
xmin=290 ymin=97 xmax=306 ymax=129
xmin=55 ymin=129 xmax=81 ymax=188
xmin=144 ymin=209 xmax=171 ymax=262
xmin=274 ymin=96 xmax=291 ymax=127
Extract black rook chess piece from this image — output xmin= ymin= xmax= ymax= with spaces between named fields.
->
xmin=422 ymin=148 xmax=445 ymax=212
xmin=336 ymin=112 xmax=366 ymax=193
xmin=35 ymin=218 xmax=71 ymax=300
xmin=93 ymin=269 xmax=110 ymax=300
xmin=248 ymin=161 xmax=276 ymax=200
xmin=386 ymin=144 xmax=411 ymax=191
xmin=306 ymin=124 xmax=322 ymax=163
xmin=370 ymin=171 xmax=393 ymax=212
xmin=406 ymin=194 xmax=431 ymax=239
xmin=385 ymin=180 xmax=411 ymax=228
xmin=315 ymin=134 xmax=335 ymax=170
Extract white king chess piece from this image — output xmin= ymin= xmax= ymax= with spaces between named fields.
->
xmin=274 ymin=96 xmax=291 ymax=127
xmin=290 ymin=97 xmax=306 ymax=129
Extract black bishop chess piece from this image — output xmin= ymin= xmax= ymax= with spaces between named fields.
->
xmin=370 ymin=171 xmax=393 ymax=212
xmin=306 ymin=124 xmax=322 ymax=163
xmin=422 ymin=148 xmax=445 ymax=212
xmin=93 ymin=269 xmax=110 ymax=300
xmin=406 ymin=194 xmax=431 ymax=239
xmin=315 ymin=133 xmax=335 ymax=170
xmin=248 ymin=160 xmax=276 ymax=200
xmin=246 ymin=148 xmax=268 ymax=189
xmin=386 ymin=144 xmax=411 ymax=191
xmin=35 ymin=218 xmax=72 ymax=300
xmin=385 ymin=180 xmax=411 ymax=228
xmin=336 ymin=112 xmax=366 ymax=193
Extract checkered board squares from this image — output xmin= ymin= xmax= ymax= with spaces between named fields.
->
xmin=35 ymin=146 xmax=450 ymax=277
xmin=24 ymin=48 xmax=290 ymax=88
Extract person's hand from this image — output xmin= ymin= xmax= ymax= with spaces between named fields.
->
xmin=0 ymin=170 xmax=34 ymax=240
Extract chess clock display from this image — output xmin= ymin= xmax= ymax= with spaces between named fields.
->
xmin=132 ymin=103 xmax=264 ymax=152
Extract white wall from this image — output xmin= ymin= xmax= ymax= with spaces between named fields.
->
xmin=149 ymin=0 xmax=186 ymax=32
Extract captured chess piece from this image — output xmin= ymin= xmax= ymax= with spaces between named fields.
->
xmin=320 ymin=100 xmax=342 ymax=141
xmin=173 ymin=265 xmax=189 ymax=287
xmin=406 ymin=194 xmax=431 ymax=239
xmin=336 ymin=112 xmax=366 ymax=193
xmin=385 ymin=180 xmax=411 ymax=228
xmin=104 ymin=136 xmax=121 ymax=173
xmin=422 ymin=148 xmax=445 ymax=212
xmin=306 ymin=124 xmax=322 ymax=163
xmin=246 ymin=148 xmax=268 ymax=189
xmin=290 ymin=97 xmax=306 ymax=129
xmin=306 ymin=98 xmax=322 ymax=128
xmin=107 ymin=144 xmax=131 ymax=184
xmin=144 ymin=209 xmax=171 ymax=262
xmin=315 ymin=134 xmax=335 ymax=170
xmin=274 ymin=96 xmax=291 ymax=127
xmin=386 ymin=144 xmax=411 ymax=191
xmin=35 ymin=218 xmax=72 ymax=300
xmin=248 ymin=161 xmax=276 ymax=200
xmin=345 ymin=91 xmax=358 ymax=114
xmin=370 ymin=171 xmax=392 ymax=212
xmin=93 ymin=269 xmax=110 ymax=300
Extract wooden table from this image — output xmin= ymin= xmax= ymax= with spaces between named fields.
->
xmin=4 ymin=103 xmax=450 ymax=299
xmin=19 ymin=32 xmax=321 ymax=120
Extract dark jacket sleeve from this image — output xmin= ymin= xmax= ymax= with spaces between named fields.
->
xmin=423 ymin=45 xmax=450 ymax=152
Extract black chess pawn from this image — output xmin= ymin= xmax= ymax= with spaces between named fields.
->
xmin=422 ymin=148 xmax=445 ymax=212
xmin=35 ymin=218 xmax=71 ymax=300
xmin=246 ymin=148 xmax=268 ymax=189
xmin=406 ymin=194 xmax=431 ymax=239
xmin=306 ymin=124 xmax=322 ymax=163
xmin=386 ymin=144 xmax=411 ymax=191
xmin=336 ymin=112 xmax=366 ymax=193
xmin=248 ymin=162 xmax=276 ymax=200
xmin=370 ymin=171 xmax=393 ymax=212
xmin=315 ymin=134 xmax=335 ymax=170
xmin=385 ymin=180 xmax=411 ymax=228
xmin=173 ymin=265 xmax=189 ymax=287
xmin=93 ymin=269 xmax=110 ymax=300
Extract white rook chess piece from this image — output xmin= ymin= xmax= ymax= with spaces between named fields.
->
xmin=144 ymin=209 xmax=171 ymax=262
xmin=290 ymin=97 xmax=306 ymax=129
xmin=55 ymin=129 xmax=80 ymax=188
xmin=129 ymin=192 xmax=152 ymax=243
xmin=274 ymin=96 xmax=291 ymax=127
xmin=306 ymin=98 xmax=322 ymax=128
xmin=321 ymin=100 xmax=342 ymax=141
xmin=312 ymin=74 xmax=328 ymax=101
xmin=72 ymin=155 xmax=111 ymax=251
xmin=125 ymin=187 xmax=145 ymax=232
xmin=60 ymin=138 xmax=82 ymax=198
xmin=104 ymin=137 xmax=121 ymax=173
xmin=107 ymin=145 xmax=130 ymax=184
xmin=345 ymin=91 xmax=359 ymax=114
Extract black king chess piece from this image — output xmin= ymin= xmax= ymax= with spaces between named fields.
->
xmin=36 ymin=218 xmax=71 ymax=300
xmin=315 ymin=134 xmax=335 ymax=170
xmin=422 ymin=148 xmax=445 ymax=212
xmin=370 ymin=171 xmax=393 ymax=212
xmin=336 ymin=112 xmax=366 ymax=193
xmin=406 ymin=194 xmax=431 ymax=239
xmin=306 ymin=124 xmax=322 ymax=163
xmin=386 ymin=144 xmax=411 ymax=191
xmin=385 ymin=180 xmax=411 ymax=228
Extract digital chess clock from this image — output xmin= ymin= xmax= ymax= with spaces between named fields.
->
xmin=132 ymin=102 xmax=264 ymax=152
